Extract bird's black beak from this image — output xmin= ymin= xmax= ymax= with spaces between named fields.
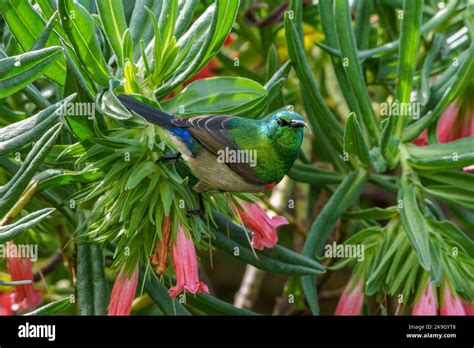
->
xmin=289 ymin=120 xmax=310 ymax=130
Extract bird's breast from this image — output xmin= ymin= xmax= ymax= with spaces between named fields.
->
xmin=186 ymin=148 xmax=265 ymax=192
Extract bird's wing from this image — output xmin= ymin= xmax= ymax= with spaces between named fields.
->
xmin=172 ymin=115 xmax=265 ymax=185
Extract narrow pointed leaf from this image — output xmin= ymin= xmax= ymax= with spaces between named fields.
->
xmin=399 ymin=172 xmax=431 ymax=271
xmin=334 ymin=0 xmax=380 ymax=145
xmin=301 ymin=168 xmax=368 ymax=314
xmin=212 ymin=213 xmax=325 ymax=276
xmin=0 ymin=47 xmax=63 ymax=98
xmin=381 ymin=0 xmax=423 ymax=165
xmin=0 ymin=208 xmax=54 ymax=243
xmin=344 ymin=113 xmax=371 ymax=165
xmin=96 ymin=0 xmax=127 ymax=68
xmin=24 ymin=297 xmax=72 ymax=316
xmin=0 ymin=94 xmax=76 ymax=155
xmin=0 ymin=0 xmax=66 ymax=84
xmin=0 ymin=123 xmax=63 ymax=217
xmin=58 ymin=0 xmax=111 ymax=86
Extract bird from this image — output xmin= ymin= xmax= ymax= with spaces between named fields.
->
xmin=117 ymin=94 xmax=308 ymax=212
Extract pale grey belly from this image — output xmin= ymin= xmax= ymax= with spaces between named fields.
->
xmin=170 ymin=135 xmax=263 ymax=193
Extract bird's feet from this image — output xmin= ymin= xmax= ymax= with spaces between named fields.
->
xmin=186 ymin=193 xmax=205 ymax=217
xmin=186 ymin=208 xmax=205 ymax=216
xmin=156 ymin=152 xmax=181 ymax=162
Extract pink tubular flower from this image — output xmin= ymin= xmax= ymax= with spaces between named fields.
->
xmin=412 ymin=282 xmax=437 ymax=315
xmin=461 ymin=300 xmax=474 ymax=315
xmin=413 ymin=102 xmax=473 ymax=146
xmin=169 ymin=225 xmax=209 ymax=298
xmin=440 ymin=283 xmax=466 ymax=316
xmin=0 ymin=294 xmax=13 ymax=316
xmin=234 ymin=201 xmax=288 ymax=250
xmin=335 ymin=279 xmax=364 ymax=316
xmin=108 ymin=265 xmax=139 ymax=316
xmin=6 ymin=242 xmax=42 ymax=311
xmin=463 ymin=165 xmax=474 ymax=173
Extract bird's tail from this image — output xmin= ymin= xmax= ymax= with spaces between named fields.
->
xmin=117 ymin=94 xmax=174 ymax=128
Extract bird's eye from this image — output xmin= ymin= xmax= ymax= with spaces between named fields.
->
xmin=277 ymin=118 xmax=290 ymax=126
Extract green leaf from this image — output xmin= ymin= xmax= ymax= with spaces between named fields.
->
xmin=195 ymin=0 xmax=239 ymax=72
xmin=324 ymin=0 xmax=460 ymax=61
xmin=125 ymin=161 xmax=158 ymax=190
xmin=0 ymin=47 xmax=63 ymax=98
xmin=122 ymin=29 xmax=134 ymax=68
xmin=212 ymin=213 xmax=325 ymax=276
xmin=174 ymin=0 xmax=199 ymax=38
xmin=366 ymin=231 xmax=407 ymax=295
xmin=0 ymin=123 xmax=63 ymax=218
xmin=403 ymin=7 xmax=474 ymax=142
xmin=284 ymin=13 xmax=343 ymax=148
xmin=145 ymin=6 xmax=163 ymax=82
xmin=35 ymin=168 xmax=103 ymax=192
xmin=334 ymin=0 xmax=380 ymax=145
xmin=141 ymin=267 xmax=191 ymax=315
xmin=419 ymin=35 xmax=443 ymax=106
xmin=344 ymin=113 xmax=371 ymax=166
xmin=129 ymin=0 xmax=164 ymax=59
xmin=98 ymin=81 xmax=133 ymax=120
xmin=380 ymin=0 xmax=423 ymax=165
xmin=24 ymin=297 xmax=72 ymax=316
xmin=287 ymin=163 xmax=343 ymax=186
xmin=405 ymin=138 xmax=474 ymax=170
xmin=158 ymin=0 xmax=178 ymax=53
xmin=354 ymin=0 xmax=373 ymax=50
xmin=427 ymin=219 xmax=474 ymax=258
xmin=318 ymin=0 xmax=361 ymax=118
xmin=418 ymin=170 xmax=474 ymax=193
xmin=77 ymin=228 xmax=109 ymax=315
xmin=399 ymin=172 xmax=431 ymax=271
xmin=156 ymin=0 xmax=239 ymax=96
xmin=186 ymin=292 xmax=258 ymax=316
xmin=96 ymin=0 xmax=127 ymax=68
xmin=58 ymin=0 xmax=111 ymax=86
xmin=162 ymin=77 xmax=267 ymax=115
xmin=343 ymin=206 xmax=398 ymax=220
xmin=61 ymin=38 xmax=97 ymax=100
xmin=30 ymin=11 xmax=60 ymax=51
xmin=0 ymin=208 xmax=54 ymax=243
xmin=301 ymin=168 xmax=367 ymax=314
xmin=421 ymin=185 xmax=474 ymax=210
xmin=0 ymin=94 xmax=76 ymax=156
xmin=0 ymin=0 xmax=66 ymax=84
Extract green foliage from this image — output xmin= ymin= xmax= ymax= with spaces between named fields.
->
xmin=0 ymin=0 xmax=472 ymax=316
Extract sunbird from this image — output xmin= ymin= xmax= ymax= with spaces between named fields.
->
xmin=118 ymin=94 xmax=308 ymax=213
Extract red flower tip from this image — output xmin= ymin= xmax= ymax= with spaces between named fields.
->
xmin=413 ymin=102 xmax=473 ymax=146
xmin=108 ymin=265 xmax=139 ymax=316
xmin=412 ymin=282 xmax=437 ymax=316
xmin=461 ymin=300 xmax=474 ymax=316
xmin=440 ymin=283 xmax=466 ymax=316
xmin=335 ymin=279 xmax=364 ymax=316
xmin=234 ymin=201 xmax=288 ymax=250
xmin=6 ymin=242 xmax=42 ymax=311
xmin=463 ymin=164 xmax=474 ymax=173
xmin=169 ymin=225 xmax=209 ymax=298
xmin=0 ymin=294 xmax=13 ymax=316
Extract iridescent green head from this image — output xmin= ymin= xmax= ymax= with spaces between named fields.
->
xmin=263 ymin=110 xmax=308 ymax=152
